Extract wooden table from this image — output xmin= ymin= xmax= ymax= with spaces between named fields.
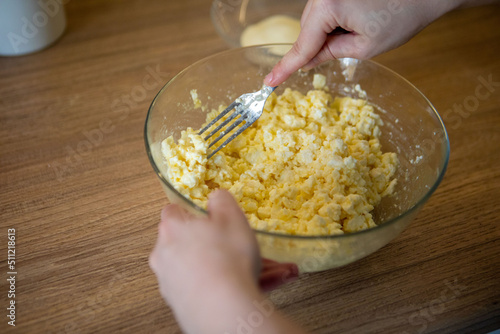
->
xmin=1 ymin=1 xmax=499 ymax=333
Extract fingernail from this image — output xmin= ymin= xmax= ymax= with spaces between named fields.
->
xmin=209 ymin=189 xmax=223 ymax=198
xmin=281 ymin=268 xmax=299 ymax=283
xmin=284 ymin=271 xmax=299 ymax=283
xmin=300 ymin=65 xmax=312 ymax=72
xmin=264 ymin=72 xmax=273 ymax=85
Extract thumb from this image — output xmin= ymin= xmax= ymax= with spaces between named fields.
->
xmin=207 ymin=189 xmax=248 ymax=226
xmin=264 ymin=2 xmax=338 ymax=86
xmin=302 ymin=33 xmax=372 ymax=71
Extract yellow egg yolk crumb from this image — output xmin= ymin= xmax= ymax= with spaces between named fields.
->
xmin=161 ymin=80 xmax=398 ymax=236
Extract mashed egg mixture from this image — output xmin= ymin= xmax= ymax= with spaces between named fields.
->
xmin=161 ymin=76 xmax=398 ymax=236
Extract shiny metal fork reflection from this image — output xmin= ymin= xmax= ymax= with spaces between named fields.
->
xmin=199 ymin=85 xmax=276 ymax=158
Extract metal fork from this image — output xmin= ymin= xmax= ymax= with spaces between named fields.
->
xmin=198 ymin=85 xmax=276 ymax=158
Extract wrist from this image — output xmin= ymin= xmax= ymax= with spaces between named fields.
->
xmin=172 ymin=270 xmax=264 ymax=334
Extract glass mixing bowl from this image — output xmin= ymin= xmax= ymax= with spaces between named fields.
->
xmin=144 ymin=45 xmax=449 ymax=273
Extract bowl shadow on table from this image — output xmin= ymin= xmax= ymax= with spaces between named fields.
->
xmin=145 ymin=45 xmax=449 ymax=273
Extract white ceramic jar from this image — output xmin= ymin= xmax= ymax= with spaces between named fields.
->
xmin=0 ymin=0 xmax=66 ymax=56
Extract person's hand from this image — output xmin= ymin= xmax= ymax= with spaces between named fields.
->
xmin=149 ymin=190 xmax=300 ymax=334
xmin=259 ymin=258 xmax=299 ymax=292
xmin=149 ymin=190 xmax=259 ymax=333
xmin=264 ymin=0 xmax=460 ymax=87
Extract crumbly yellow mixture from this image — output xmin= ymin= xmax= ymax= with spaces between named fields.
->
xmin=162 ymin=77 xmax=398 ymax=235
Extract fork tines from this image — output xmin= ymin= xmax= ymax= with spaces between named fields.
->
xmin=198 ymin=85 xmax=276 ymax=159
xmin=198 ymin=102 xmax=253 ymax=159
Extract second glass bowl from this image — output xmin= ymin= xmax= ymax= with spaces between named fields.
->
xmin=211 ymin=0 xmax=307 ymax=48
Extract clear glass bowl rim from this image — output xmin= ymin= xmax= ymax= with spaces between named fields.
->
xmin=144 ymin=44 xmax=450 ymax=241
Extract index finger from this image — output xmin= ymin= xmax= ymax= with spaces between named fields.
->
xmin=264 ymin=2 xmax=338 ymax=86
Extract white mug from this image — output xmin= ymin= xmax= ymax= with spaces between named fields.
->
xmin=0 ymin=0 xmax=66 ymax=56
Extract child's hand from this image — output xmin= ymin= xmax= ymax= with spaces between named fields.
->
xmin=149 ymin=190 xmax=299 ymax=334
xmin=265 ymin=0 xmax=459 ymax=86
xmin=149 ymin=189 xmax=260 ymax=307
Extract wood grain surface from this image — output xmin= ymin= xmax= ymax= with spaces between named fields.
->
xmin=1 ymin=1 xmax=499 ymax=333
